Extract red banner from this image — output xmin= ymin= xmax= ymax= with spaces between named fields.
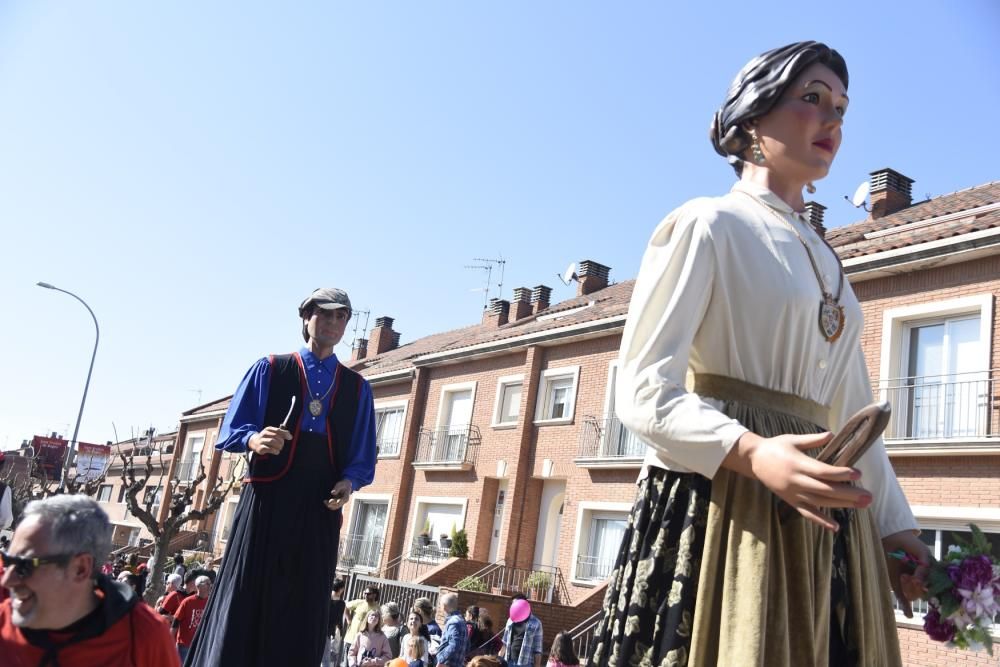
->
xmin=31 ymin=436 xmax=68 ymax=481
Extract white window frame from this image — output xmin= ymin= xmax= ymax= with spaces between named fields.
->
xmin=569 ymin=500 xmax=630 ymax=586
xmin=409 ymin=496 xmax=468 ymax=545
xmin=878 ymin=294 xmax=993 ymax=390
xmin=534 ymin=366 xmax=581 ymax=425
xmin=433 ymin=381 xmax=478 ymax=432
xmin=185 ymin=433 xmax=206 ymax=480
xmin=344 ymin=492 xmax=393 ymax=571
xmin=97 ymin=484 xmax=114 ymax=502
xmin=877 ymin=294 xmax=993 ymax=444
xmin=217 ymin=495 xmax=240 ymax=544
xmin=373 ymin=399 xmax=408 ymax=459
xmin=491 ymin=374 xmax=524 ymax=429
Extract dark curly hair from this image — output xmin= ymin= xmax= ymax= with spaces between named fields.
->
xmin=710 ymin=41 xmax=848 ymax=176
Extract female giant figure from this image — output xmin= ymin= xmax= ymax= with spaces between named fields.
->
xmin=590 ymin=42 xmax=929 ymax=667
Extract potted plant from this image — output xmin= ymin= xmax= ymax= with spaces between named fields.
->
xmin=524 ymin=571 xmax=553 ymax=601
xmin=449 ymin=528 xmax=469 ymax=558
xmin=455 ymin=575 xmax=489 ymax=592
xmin=439 ymin=533 xmax=452 ymax=549
xmin=418 ymin=520 xmax=432 ymax=546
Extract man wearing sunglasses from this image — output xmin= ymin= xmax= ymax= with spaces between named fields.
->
xmin=0 ymin=495 xmax=179 ymax=666
xmin=184 ymin=287 xmax=377 ymax=667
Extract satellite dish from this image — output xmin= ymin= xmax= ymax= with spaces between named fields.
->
xmin=851 ymin=181 xmax=870 ymax=208
xmin=558 ymin=262 xmax=578 ymax=286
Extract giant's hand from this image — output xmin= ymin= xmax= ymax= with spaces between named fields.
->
xmin=882 ymin=530 xmax=930 ymax=618
xmin=248 ymin=427 xmax=292 ymax=456
xmin=725 ymin=431 xmax=871 ymax=531
xmin=325 ymin=479 xmax=353 ymax=511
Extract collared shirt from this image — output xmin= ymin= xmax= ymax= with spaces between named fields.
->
xmin=615 ymin=180 xmax=916 ymax=538
xmin=502 ymin=615 xmax=543 ymax=667
xmin=216 ymin=347 xmax=377 ymax=492
xmin=435 ymin=611 xmax=468 ymax=667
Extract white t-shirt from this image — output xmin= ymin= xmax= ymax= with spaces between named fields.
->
xmin=615 ymin=180 xmax=916 ymax=538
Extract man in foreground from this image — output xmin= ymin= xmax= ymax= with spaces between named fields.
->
xmin=0 ymin=495 xmax=179 ymax=666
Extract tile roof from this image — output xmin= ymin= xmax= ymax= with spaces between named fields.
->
xmin=352 ymin=280 xmax=635 ymax=377
xmin=827 ymin=181 xmax=1000 ymax=259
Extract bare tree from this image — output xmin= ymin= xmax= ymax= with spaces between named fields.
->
xmin=1 ymin=447 xmax=109 ymax=527
xmin=117 ymin=432 xmax=238 ymax=604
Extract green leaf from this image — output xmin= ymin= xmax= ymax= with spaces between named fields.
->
xmin=969 ymin=523 xmax=992 ymax=554
xmin=927 ymin=568 xmax=954 ymax=598
xmin=939 ymin=596 xmax=960 ymax=618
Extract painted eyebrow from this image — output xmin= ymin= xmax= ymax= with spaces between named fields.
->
xmin=804 ymin=79 xmax=849 ymax=103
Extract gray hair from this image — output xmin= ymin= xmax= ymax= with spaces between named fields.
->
xmin=167 ymin=573 xmax=183 ymax=588
xmin=439 ymin=591 xmax=458 ymax=612
xmin=381 ymin=601 xmax=400 ymax=620
xmin=22 ymin=494 xmax=112 ymax=577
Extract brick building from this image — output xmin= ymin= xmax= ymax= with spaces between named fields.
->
xmin=143 ymin=169 xmax=998 ymax=664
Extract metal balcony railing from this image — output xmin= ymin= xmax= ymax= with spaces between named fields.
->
xmin=464 ymin=560 xmax=570 ymax=605
xmin=575 ymin=554 xmax=616 ymax=582
xmin=569 ymin=610 xmax=604 ymax=662
xmin=413 ymin=424 xmax=480 ymax=466
xmin=877 ymin=370 xmax=999 ymax=441
xmin=174 ymin=458 xmax=202 ymax=481
xmin=577 ymin=416 xmax=645 ymax=460
xmin=339 ymin=533 xmax=385 ymax=571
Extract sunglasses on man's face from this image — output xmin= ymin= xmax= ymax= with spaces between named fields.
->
xmin=0 ymin=551 xmax=73 ymax=579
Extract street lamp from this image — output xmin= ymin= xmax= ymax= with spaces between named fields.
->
xmin=36 ymin=282 xmax=100 ymax=490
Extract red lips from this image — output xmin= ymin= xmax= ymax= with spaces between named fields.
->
xmin=813 ymin=138 xmax=834 ymax=152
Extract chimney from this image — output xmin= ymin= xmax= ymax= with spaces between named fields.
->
xmin=531 ymin=285 xmax=552 ymax=315
xmin=577 ymin=260 xmax=611 ymax=296
xmin=483 ymin=298 xmax=510 ymax=327
xmin=803 ymin=201 xmax=827 ymax=238
xmin=351 ymin=338 xmax=368 ymax=363
xmin=869 ymin=168 xmax=914 ymax=219
xmin=510 ymin=287 xmax=533 ymax=321
xmin=369 ymin=316 xmax=400 ymax=355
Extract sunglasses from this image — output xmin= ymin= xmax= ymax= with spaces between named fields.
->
xmin=1 ymin=551 xmax=73 ymax=579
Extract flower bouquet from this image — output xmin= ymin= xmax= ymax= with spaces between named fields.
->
xmin=920 ymin=525 xmax=999 ymax=654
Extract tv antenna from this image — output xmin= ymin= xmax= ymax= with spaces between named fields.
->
xmin=844 ymin=180 xmax=871 ymax=212
xmin=557 ymin=262 xmax=578 ymax=286
xmin=187 ymin=388 xmax=203 ymax=405
xmin=465 ymin=255 xmax=506 ymax=309
xmin=343 ymin=308 xmax=371 ymax=349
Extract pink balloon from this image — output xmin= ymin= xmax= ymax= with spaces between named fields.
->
xmin=509 ymin=598 xmax=531 ymax=623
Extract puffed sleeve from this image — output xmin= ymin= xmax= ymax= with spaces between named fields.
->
xmin=830 ymin=347 xmax=918 ymax=537
xmin=615 ymin=201 xmax=749 ymax=479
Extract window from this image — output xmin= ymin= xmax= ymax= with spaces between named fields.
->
xmin=374 ymin=401 xmax=407 ymax=458
xmin=535 ymin=367 xmax=580 ymax=423
xmin=182 ymin=435 xmax=205 ymax=480
xmin=117 ymin=486 xmax=127 ymax=503
xmin=492 ymin=375 xmax=523 ymax=428
xmin=571 ymin=502 xmax=630 ymax=583
xmin=344 ymin=500 xmax=389 ymax=570
xmin=877 ymin=295 xmax=993 ymax=443
xmin=599 ymin=362 xmax=645 ymax=457
xmin=97 ymin=484 xmax=114 ymax=502
xmin=218 ymin=497 xmax=239 ymax=543
xmin=143 ymin=487 xmax=163 ymax=515
xmin=411 ymin=497 xmax=467 ymax=560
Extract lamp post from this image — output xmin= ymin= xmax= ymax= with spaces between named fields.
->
xmin=36 ymin=282 xmax=100 ymax=490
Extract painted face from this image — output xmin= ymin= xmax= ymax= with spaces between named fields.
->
xmin=304 ymin=307 xmax=349 ymax=348
xmin=0 ymin=516 xmax=83 ymax=629
xmin=751 ymin=63 xmax=848 ymax=183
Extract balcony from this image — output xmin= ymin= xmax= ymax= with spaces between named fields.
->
xmin=412 ymin=424 xmax=480 ymax=471
xmin=878 ymin=370 xmax=1000 ymax=452
xmin=575 ymin=416 xmax=645 ymax=468
xmin=574 ymin=554 xmax=616 ymax=582
xmin=338 ymin=533 xmax=385 ymax=571
xmin=173 ymin=458 xmax=202 ymax=482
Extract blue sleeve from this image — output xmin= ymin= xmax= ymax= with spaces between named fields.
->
xmin=342 ymin=378 xmax=377 ymax=491
xmin=216 ymin=358 xmax=271 ymax=452
xmin=531 ymin=619 xmax=544 ymax=655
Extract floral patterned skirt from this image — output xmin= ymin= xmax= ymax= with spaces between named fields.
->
xmin=587 ymin=399 xmax=902 ymax=667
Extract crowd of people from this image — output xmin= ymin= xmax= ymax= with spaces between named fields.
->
xmin=328 ymin=585 xmax=582 ymax=667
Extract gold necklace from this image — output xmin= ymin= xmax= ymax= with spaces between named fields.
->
xmin=738 ymin=191 xmax=846 ymax=343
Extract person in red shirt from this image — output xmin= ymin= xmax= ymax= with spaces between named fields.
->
xmin=172 ymin=575 xmax=210 ymax=662
xmin=0 ymin=495 xmax=179 ymax=667
xmin=157 ymin=572 xmax=191 ymax=622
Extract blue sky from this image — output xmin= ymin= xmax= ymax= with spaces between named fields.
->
xmin=1 ymin=2 xmax=997 ymax=449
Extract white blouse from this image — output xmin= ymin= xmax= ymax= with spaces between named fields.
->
xmin=616 ymin=180 xmax=916 ymax=538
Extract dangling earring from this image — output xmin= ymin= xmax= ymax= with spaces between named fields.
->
xmin=748 ymin=128 xmax=766 ymax=164
xmin=806 ymin=182 xmax=816 ymax=194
